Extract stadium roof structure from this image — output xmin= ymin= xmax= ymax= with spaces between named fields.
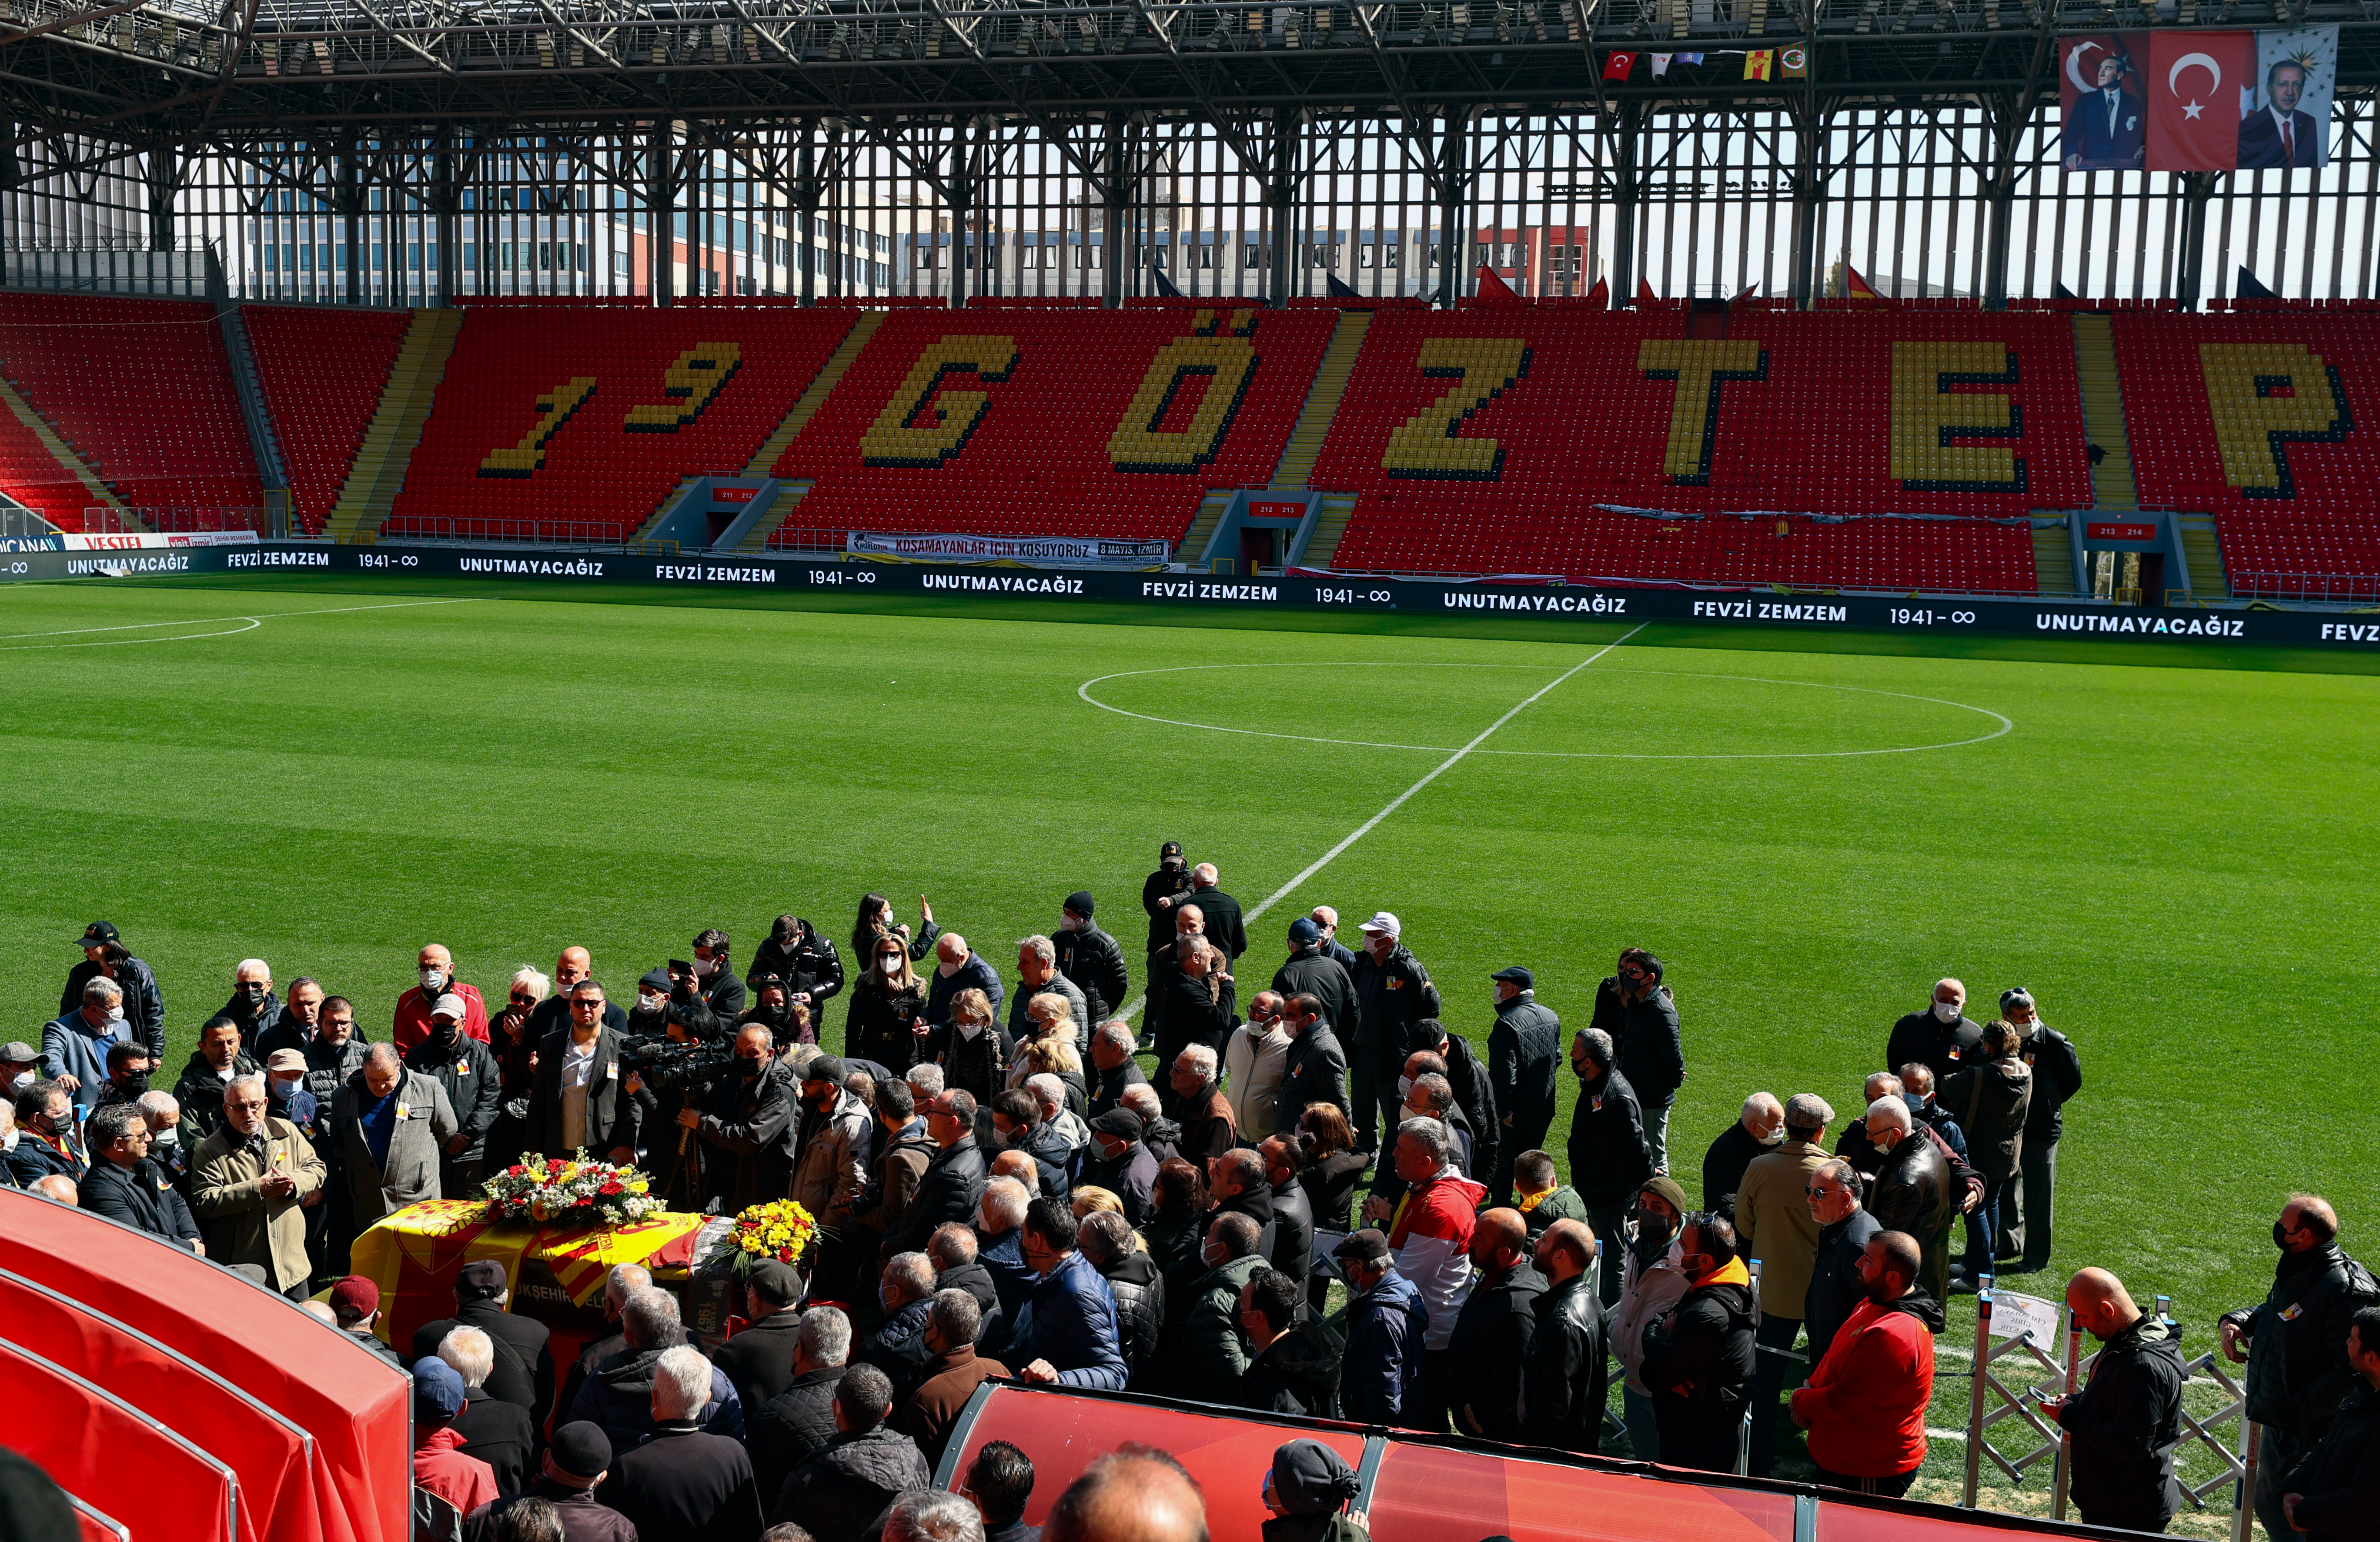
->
xmin=7 ymin=0 xmax=2380 ymax=144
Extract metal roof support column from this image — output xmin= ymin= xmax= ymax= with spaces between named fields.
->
xmin=1610 ymin=103 xmax=1641 ymax=306
xmin=1438 ymin=106 xmax=1471 ymax=306
xmin=338 ymin=139 xmax=363 ymax=305
xmin=2175 ymin=171 xmax=2217 ymax=311
xmin=795 ymin=123 xmax=818 ymax=306
xmin=648 ymin=119 xmax=676 ymax=306
xmin=1787 ymin=102 xmax=1821 ymax=307
xmin=144 ymin=136 xmax=176 ymax=251
xmin=431 ymin=128 xmax=457 ymax=307
xmin=1103 ymin=116 xmax=1127 ymax=308
xmin=950 ymin=117 xmax=974 ymax=310
xmin=1267 ymin=107 xmax=1294 ymax=307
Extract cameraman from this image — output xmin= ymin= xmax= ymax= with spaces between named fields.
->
xmin=624 ymin=968 xmax=719 ymax=1210
xmin=747 ymin=917 xmax=842 ymax=1045
xmin=680 ymin=1025 xmax=797 ymax=1214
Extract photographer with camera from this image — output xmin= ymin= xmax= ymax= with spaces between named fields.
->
xmin=667 ymin=930 xmax=746 ymax=1039
xmin=526 ymin=981 xmax=639 ymax=1164
xmin=679 ymin=1025 xmax=798 ymax=1214
xmin=749 ymin=916 xmax=842 ymax=1045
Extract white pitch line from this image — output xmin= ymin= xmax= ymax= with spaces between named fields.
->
xmin=0 ymin=596 xmax=482 ymax=650
xmin=1112 ymin=626 xmax=1645 ymax=1022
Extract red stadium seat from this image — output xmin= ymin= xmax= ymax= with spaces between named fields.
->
xmin=243 ymin=304 xmax=414 ymax=536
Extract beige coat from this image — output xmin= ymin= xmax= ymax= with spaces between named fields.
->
xmin=1735 ymin=1137 xmax=1830 ymax=1322
xmin=190 ymin=1115 xmax=328 ymax=1292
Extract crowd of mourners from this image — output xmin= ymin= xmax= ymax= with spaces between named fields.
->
xmin=10 ymin=850 xmax=2377 ymax=1542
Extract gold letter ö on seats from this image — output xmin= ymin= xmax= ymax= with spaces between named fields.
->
xmin=1108 ymin=336 xmax=1261 ymax=473
xmin=860 ymin=336 xmax=1022 ymax=468
xmin=1381 ymin=337 xmax=1531 ymax=480
xmin=623 ymin=342 xmax=744 ymax=433
xmin=478 ymin=377 xmax=598 ymax=478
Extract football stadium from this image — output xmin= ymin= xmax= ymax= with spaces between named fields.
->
xmin=1 ymin=0 xmax=2378 ymax=1538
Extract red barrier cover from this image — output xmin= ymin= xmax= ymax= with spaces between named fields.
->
xmin=0 ymin=1191 xmax=410 ymax=1542
xmin=1366 ymin=1441 xmax=1793 ymax=1542
xmin=0 ymin=1267 xmax=331 ymax=1542
xmin=0 ymin=1337 xmax=239 ymax=1542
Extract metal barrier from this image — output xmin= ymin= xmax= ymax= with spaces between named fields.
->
xmin=2233 ymin=571 xmax=2380 ymax=603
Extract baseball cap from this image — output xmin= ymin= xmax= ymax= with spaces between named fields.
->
xmin=804 ymin=1055 xmax=849 ymax=1087
xmin=429 ymin=993 xmax=468 ymax=1021
xmin=1065 ymin=890 xmax=1096 ymax=918
xmin=457 ymin=1259 xmax=509 ymax=1301
xmin=1332 ymin=1228 xmax=1391 ymax=1264
xmin=264 ymin=1049 xmax=308 ymax=1075
xmin=1358 ymin=911 xmax=1400 ymax=938
xmin=328 ymin=1275 xmax=379 ymax=1321
xmin=0 ymin=1041 xmax=37 ymax=1065
xmin=413 ymin=1359 xmax=467 ymax=1423
xmin=548 ymin=1423 xmax=612 ymax=1481
xmin=1159 ymin=841 xmax=1183 ymax=858
xmin=1491 ymin=965 xmax=1534 ymax=988
xmin=77 ymin=921 xmax=120 ymax=948
xmin=1088 ymin=1108 xmax=1145 ymax=1140
xmin=1287 ymin=917 xmax=1321 ymax=945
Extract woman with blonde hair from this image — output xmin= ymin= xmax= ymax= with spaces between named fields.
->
xmin=935 ymin=985 xmax=1011 ymax=1104
xmin=846 ymin=931 xmax=928 ymax=1070
xmin=1012 ymin=1016 xmax=1089 ymax=1115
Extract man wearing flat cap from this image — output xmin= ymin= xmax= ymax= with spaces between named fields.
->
xmin=463 ymin=1422 xmax=635 ymax=1542
xmin=1488 ymin=966 xmax=1562 ymax=1208
xmin=1085 ymin=1108 xmax=1157 ymax=1225
xmin=1736 ymin=1091 xmax=1837 ymax=1475
xmin=412 ymin=1259 xmax=556 ymax=1430
xmin=1335 ymin=1228 xmax=1427 ymax=1426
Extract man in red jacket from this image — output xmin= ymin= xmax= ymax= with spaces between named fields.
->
xmin=396 ymin=943 xmax=490 ymax=1053
xmin=1791 ymin=1230 xmax=1944 ymax=1495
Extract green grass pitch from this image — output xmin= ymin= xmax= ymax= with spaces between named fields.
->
xmin=4 ymin=571 xmax=2375 ymax=1512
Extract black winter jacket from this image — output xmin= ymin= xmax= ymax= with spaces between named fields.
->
xmin=1612 ymin=984 xmax=1685 ymax=1104
xmin=697 ymin=1062 xmax=801 ymax=1212
xmin=846 ymin=977 xmax=930 ymax=1073
xmin=1525 ymin=1271 xmax=1609 ymax=1452
xmin=1235 ymin=1318 xmax=1343 ymax=1419
xmin=1277 ymin=1025 xmax=1349 ymax=1136
xmin=1641 ymin=1271 xmax=1758 ymax=1453
xmin=933 ymin=1021 xmax=1015 ymax=1106
xmin=80 ymin=1156 xmax=200 ymax=1248
xmin=1701 ymin=1122 xmax=1775 ymax=1224
xmin=1185 ymin=885 xmax=1247 ymax=960
xmin=1272 ymin=948 xmax=1358 ymax=1048
xmin=1269 ymin=1178 xmax=1315 ymax=1288
xmin=2224 ymin=1243 xmax=2380 ymax=1437
xmin=1564 ymin=1068 xmax=1654 ymax=1209
xmin=748 ymin=1366 xmax=847 ymax=1503
xmin=1439 ymin=1034 xmax=1501 ymax=1189
xmin=2059 ymin=1316 xmax=2186 ymax=1533
xmin=1805 ymin=1208 xmax=1885 ymax=1364
xmin=1884 ymin=1008 xmax=1984 ymax=1085
xmin=768 ymin=1424 xmax=930 ymax=1542
xmin=1348 ymin=947 xmax=1438 ymax=1065
xmin=884 ymin=1137 xmax=988 ymax=1257
xmin=1941 ymin=1057 xmax=2031 ymax=1181
xmin=1449 ymin=1262 xmax=1547 ymax=1442
xmin=526 ymin=1027 xmax=641 ymax=1159
xmin=1490 ymin=993 xmax=1562 ymax=1131
xmin=1099 ymin=1248 xmax=1167 ymax=1390
xmin=1053 ymin=922 xmax=1130 ymax=1031
xmin=1143 ymin=864 xmax=1195 ymax=952
xmin=404 ymin=1028 xmax=504 ymax=1163
xmin=925 ymin=952 xmax=1004 ymax=1032
xmin=2285 ymin=1381 xmax=2380 ymax=1542
xmin=2018 ymin=1024 xmax=2083 ymax=1141
xmin=747 ymin=924 xmax=844 ymax=1041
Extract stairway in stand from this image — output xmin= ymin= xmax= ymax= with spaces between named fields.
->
xmin=324 ymin=309 xmax=462 ymax=543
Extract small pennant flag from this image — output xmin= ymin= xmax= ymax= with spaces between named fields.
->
xmin=1583 ymin=276 xmax=1609 ymax=309
xmin=1743 ymin=49 xmax=1775 ymax=81
xmin=1636 ymin=277 xmax=1660 ymax=308
xmin=1602 ymin=50 xmax=1636 ymax=80
xmin=1651 ymin=52 xmax=1673 ymax=77
xmin=1676 ymin=51 xmax=1704 ymax=65
xmin=1475 ymin=266 xmax=1523 ymax=304
xmin=1781 ymin=44 xmax=1807 ymax=77
xmin=1841 ymin=263 xmax=1891 ymax=306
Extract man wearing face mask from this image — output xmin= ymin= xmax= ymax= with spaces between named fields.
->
xmin=221 ymin=959 xmax=282 ymax=1054
xmin=1487 ymin=967 xmax=1561 ymax=1209
xmin=748 ymin=917 xmax=844 ymax=1043
xmin=262 ymin=1049 xmax=323 ymax=1146
xmin=1011 ymin=937 xmax=1092 ymax=1059
xmin=174 ymin=1017 xmax=260 ymax=1147
xmin=94 ymin=1041 xmax=157 ymax=1110
xmin=0 ymin=1042 xmax=39 ymax=1099
xmin=2001 ymin=986 xmax=2083 ymax=1275
xmin=62 ymin=923 xmax=166 ymax=1065
xmin=394 ymin=945 xmax=489 ymax=1055
xmin=1702 ymin=1092 xmax=1784 ymax=1225
xmin=80 ymin=1102 xmax=204 ymax=1252
xmin=1143 ymin=841 xmax=1196 ymax=953
xmin=404 ymin=995 xmax=504 ymax=1198
xmin=43 ymin=977 xmax=131 ymax=1115
xmin=1886 ymin=978 xmax=1983 ymax=1084
xmin=1565 ymin=1027 xmax=1655 ymax=1309
xmin=2220 ymin=1195 xmax=2377 ymax=1542
xmin=1640 ymin=1210 xmax=1758 ymax=1473
xmin=1347 ymin=914 xmax=1439 ymax=1158
xmin=674 ymin=929 xmax=748 ymax=1037
xmin=1052 ymin=892 xmax=1129 ymax=1033
xmin=686 ymin=1025 xmax=799 ymax=1213
xmin=5 ymin=1081 xmax=85 ymax=1187
xmin=1862 ymin=1095 xmax=1971 ymax=1303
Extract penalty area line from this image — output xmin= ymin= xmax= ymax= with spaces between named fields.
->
xmin=1115 ymin=623 xmax=1645 ymax=1023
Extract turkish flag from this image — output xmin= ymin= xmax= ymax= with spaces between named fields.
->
xmin=2148 ymin=30 xmax=2253 ymax=171
xmin=1603 ymin=50 xmax=1636 ymax=80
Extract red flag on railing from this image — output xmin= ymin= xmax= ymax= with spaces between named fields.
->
xmin=1603 ymin=51 xmax=1636 ymax=80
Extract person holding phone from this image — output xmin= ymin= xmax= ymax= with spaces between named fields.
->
xmin=849 ymin=938 xmax=929 ymax=1072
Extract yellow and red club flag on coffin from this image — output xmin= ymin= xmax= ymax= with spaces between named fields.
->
xmin=348 ymin=1199 xmax=711 ymax=1349
xmin=1744 ymin=49 xmax=1775 ymax=81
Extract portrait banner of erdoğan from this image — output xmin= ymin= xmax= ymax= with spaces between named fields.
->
xmin=2059 ymin=27 xmax=2336 ymax=173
